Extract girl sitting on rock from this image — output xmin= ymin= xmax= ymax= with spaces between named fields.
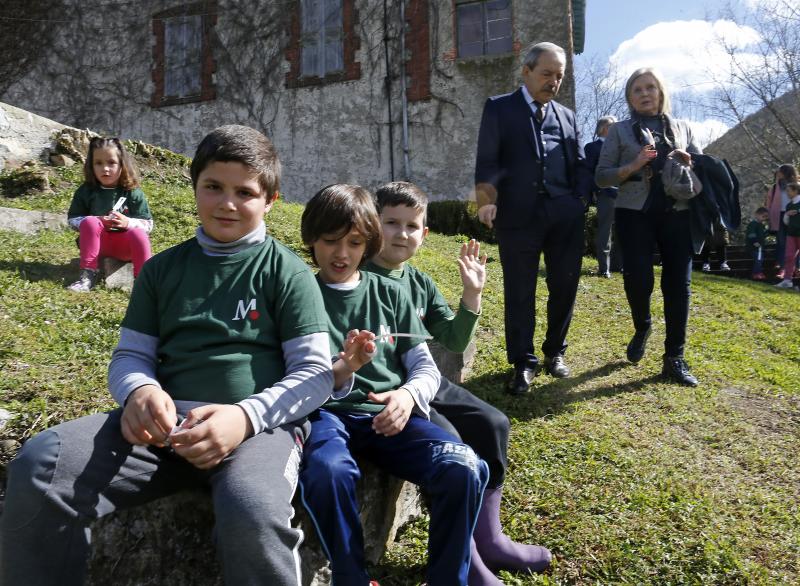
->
xmin=66 ymin=137 xmax=153 ymax=292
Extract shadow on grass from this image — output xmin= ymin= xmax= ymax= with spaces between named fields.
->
xmin=465 ymin=361 xmax=664 ymax=423
xmin=0 ymin=259 xmax=77 ymax=286
xmin=369 ymin=562 xmax=425 ymax=586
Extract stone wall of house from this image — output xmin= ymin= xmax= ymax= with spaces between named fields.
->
xmin=704 ymin=89 xmax=800 ymax=230
xmin=1 ymin=0 xmax=577 ymax=203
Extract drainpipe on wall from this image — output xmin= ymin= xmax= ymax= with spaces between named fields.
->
xmin=399 ymin=0 xmax=412 ymax=180
xmin=383 ymin=0 xmax=395 ymax=181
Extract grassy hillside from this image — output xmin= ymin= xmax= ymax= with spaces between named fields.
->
xmin=1 ymin=155 xmax=799 ymax=585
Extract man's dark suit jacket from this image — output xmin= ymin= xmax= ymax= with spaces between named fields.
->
xmin=584 ymin=138 xmax=618 ymax=201
xmin=474 ymin=88 xmax=592 ymax=230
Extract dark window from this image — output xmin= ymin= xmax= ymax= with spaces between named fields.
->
xmin=151 ymin=2 xmax=216 ymax=107
xmin=301 ymin=0 xmax=344 ymax=78
xmin=456 ymin=0 xmax=512 ymax=58
xmin=285 ymin=0 xmax=360 ymax=88
xmin=164 ymin=16 xmax=203 ymax=97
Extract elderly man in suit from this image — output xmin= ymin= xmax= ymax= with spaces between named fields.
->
xmin=475 ymin=41 xmax=592 ymax=395
xmin=585 ymin=116 xmax=622 ymax=278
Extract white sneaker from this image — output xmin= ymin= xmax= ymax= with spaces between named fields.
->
xmin=775 ymin=279 xmax=794 ymax=288
xmin=67 ymin=269 xmax=98 ymax=292
xmin=701 ymin=263 xmax=711 ymax=272
xmin=719 ymin=261 xmax=730 ymax=271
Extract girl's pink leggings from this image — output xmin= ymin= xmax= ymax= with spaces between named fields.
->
xmin=784 ymin=235 xmax=800 ymax=277
xmin=78 ymin=216 xmax=152 ymax=277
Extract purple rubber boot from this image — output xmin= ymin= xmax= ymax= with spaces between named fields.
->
xmin=468 ymin=538 xmax=503 ymax=585
xmin=473 ymin=487 xmax=552 ymax=573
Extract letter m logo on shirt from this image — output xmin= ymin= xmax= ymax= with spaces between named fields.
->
xmin=233 ymin=298 xmax=259 ymax=321
xmin=378 ymin=324 xmax=393 ymax=345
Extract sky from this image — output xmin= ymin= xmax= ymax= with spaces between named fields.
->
xmin=574 ymin=0 xmax=767 ymax=146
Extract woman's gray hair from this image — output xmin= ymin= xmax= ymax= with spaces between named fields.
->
xmin=523 ymin=42 xmax=566 ymax=69
xmin=625 ymin=67 xmax=671 ymax=115
xmin=595 ymin=116 xmax=617 ymax=136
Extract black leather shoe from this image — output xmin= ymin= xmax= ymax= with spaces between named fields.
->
xmin=662 ymin=356 xmax=699 ymax=386
xmin=506 ymin=362 xmax=539 ymax=395
xmin=626 ymin=327 xmax=651 ymax=363
xmin=543 ymin=355 xmax=570 ymax=378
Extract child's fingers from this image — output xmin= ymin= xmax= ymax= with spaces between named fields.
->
xmin=120 ymin=415 xmax=151 ymax=445
xmin=149 ymin=400 xmax=177 ymax=438
xmin=372 ymin=403 xmax=406 ymax=436
xmin=172 ymin=438 xmax=221 ymax=469
xmin=183 ymin=405 xmax=216 ymax=428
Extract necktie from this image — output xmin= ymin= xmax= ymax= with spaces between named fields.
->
xmin=534 ymin=101 xmax=545 ymax=123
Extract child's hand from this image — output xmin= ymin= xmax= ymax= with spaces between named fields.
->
xmin=121 ymin=384 xmax=177 ymax=447
xmin=458 ymin=239 xmax=487 ymax=312
xmin=339 ymin=329 xmax=377 ymax=373
xmin=368 ymin=389 xmax=414 ymax=436
xmin=787 ymin=210 xmax=798 ymax=217
xmin=104 ymin=211 xmax=130 ymax=230
xmin=169 ymin=404 xmax=253 ymax=469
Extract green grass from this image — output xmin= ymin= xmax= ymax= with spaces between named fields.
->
xmin=1 ymin=159 xmax=799 ymax=584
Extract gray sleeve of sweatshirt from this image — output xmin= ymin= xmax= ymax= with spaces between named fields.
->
xmin=237 ymin=332 xmax=334 ymax=433
xmin=109 ymin=329 xmax=334 ymax=432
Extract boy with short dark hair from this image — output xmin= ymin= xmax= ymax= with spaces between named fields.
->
xmin=365 ymin=181 xmax=552 ymax=584
xmin=0 ymin=125 xmax=334 ymax=585
xmin=746 ymin=206 xmax=769 ymax=280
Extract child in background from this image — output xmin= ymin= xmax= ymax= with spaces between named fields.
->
xmin=365 ymin=181 xmax=551 ymax=584
xmin=776 ymin=182 xmax=800 ymax=289
xmin=746 ymin=206 xmax=769 ymax=280
xmin=67 ymin=137 xmax=153 ymax=292
xmin=298 ymin=184 xmax=489 ymax=586
xmin=1 ymin=126 xmax=335 ymax=585
xmin=700 ymin=220 xmax=730 ymax=272
xmin=765 ymin=164 xmax=797 ymax=279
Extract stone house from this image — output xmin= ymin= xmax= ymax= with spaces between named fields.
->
xmin=1 ymin=0 xmax=585 ymax=201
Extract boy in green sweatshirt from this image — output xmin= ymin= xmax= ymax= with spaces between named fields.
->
xmin=363 ymin=182 xmax=552 ymax=584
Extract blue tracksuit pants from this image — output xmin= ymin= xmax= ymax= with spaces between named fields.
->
xmin=299 ymin=409 xmax=489 ymax=586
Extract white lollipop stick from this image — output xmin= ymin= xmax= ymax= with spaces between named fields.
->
xmin=376 ymin=332 xmax=433 ymax=341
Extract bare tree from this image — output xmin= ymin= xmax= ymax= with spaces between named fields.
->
xmin=573 ymin=52 xmax=627 ymax=143
xmin=704 ymin=0 xmax=800 ymax=164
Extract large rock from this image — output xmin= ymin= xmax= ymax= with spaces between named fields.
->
xmin=101 ymin=257 xmax=134 ymax=292
xmin=0 ymin=206 xmax=65 ymax=234
xmin=0 ymin=102 xmax=65 ymax=172
xmin=87 ymin=461 xmax=422 ymax=586
xmin=429 ymin=340 xmax=477 ymax=384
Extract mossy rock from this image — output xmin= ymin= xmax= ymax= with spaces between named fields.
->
xmin=0 ymin=163 xmax=50 ymax=197
xmin=53 ymin=128 xmax=95 ymax=163
xmin=126 ymin=140 xmax=191 ymax=167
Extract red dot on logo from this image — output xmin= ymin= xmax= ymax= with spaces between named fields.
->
xmin=249 ymin=310 xmax=260 ymax=320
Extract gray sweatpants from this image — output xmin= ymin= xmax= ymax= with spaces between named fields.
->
xmin=0 ymin=409 xmax=308 ymax=586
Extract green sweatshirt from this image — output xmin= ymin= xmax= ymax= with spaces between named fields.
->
xmin=318 ymin=271 xmax=429 ymax=413
xmin=364 ymin=260 xmax=479 ymax=353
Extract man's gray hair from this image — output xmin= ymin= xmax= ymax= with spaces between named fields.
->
xmin=595 ymin=116 xmax=617 ymax=136
xmin=523 ymin=42 xmax=567 ymax=69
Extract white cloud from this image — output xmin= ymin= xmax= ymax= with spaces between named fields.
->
xmin=688 ymin=118 xmax=731 ymax=147
xmin=609 ymin=19 xmax=762 ymax=94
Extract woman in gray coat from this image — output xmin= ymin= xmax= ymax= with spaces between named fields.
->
xmin=595 ymin=67 xmax=701 ymax=386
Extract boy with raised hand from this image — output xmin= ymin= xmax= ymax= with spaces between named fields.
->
xmin=365 ymin=181 xmax=552 ymax=584
xmin=1 ymin=125 xmax=335 ymax=586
